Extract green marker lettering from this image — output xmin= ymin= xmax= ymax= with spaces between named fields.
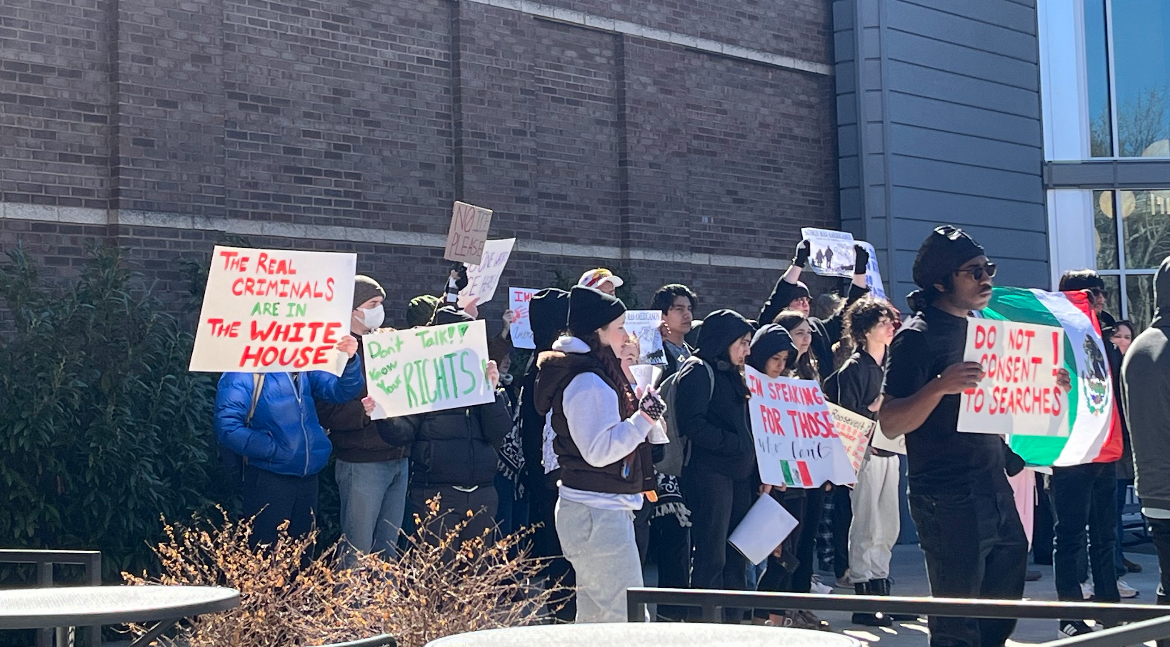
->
xmin=459 ymin=351 xmax=478 ymax=395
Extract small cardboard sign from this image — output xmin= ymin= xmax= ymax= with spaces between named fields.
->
xmin=362 ymin=320 xmax=495 ymax=419
xmin=190 ymin=246 xmax=356 ymax=375
xmin=458 ymin=238 xmax=515 ymax=307
xmin=958 ymin=318 xmax=1068 ymax=436
xmin=746 ymin=366 xmax=856 ymax=488
xmin=857 ymin=240 xmax=886 ymax=300
xmin=444 ymin=201 xmax=493 ymax=265
xmin=828 ymin=403 xmax=874 ymax=473
xmin=509 ymin=288 xmax=537 ymax=350
xmin=624 ymin=310 xmax=666 ymax=366
xmin=801 ymin=227 xmax=856 ymax=278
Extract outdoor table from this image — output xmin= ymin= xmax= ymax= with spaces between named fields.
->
xmin=0 ymin=585 xmax=239 ymax=647
xmin=425 ymin=623 xmax=862 ymax=647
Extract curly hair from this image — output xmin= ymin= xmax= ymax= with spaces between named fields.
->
xmin=774 ymin=310 xmax=819 ymax=382
xmin=834 ymin=296 xmax=898 ymax=366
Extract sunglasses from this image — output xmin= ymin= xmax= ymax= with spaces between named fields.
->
xmin=954 ymin=263 xmax=997 ymax=281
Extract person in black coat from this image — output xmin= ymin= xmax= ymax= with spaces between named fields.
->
xmin=376 ymin=306 xmax=512 ymax=548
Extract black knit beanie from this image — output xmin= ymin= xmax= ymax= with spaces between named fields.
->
xmin=567 ymin=285 xmax=626 ymax=337
xmin=353 ymin=275 xmax=386 ymax=309
xmin=695 ymin=309 xmax=754 ymax=363
xmin=747 ymin=324 xmax=796 ymax=374
xmin=430 ymin=304 xmax=475 ymax=326
xmin=530 ymin=288 xmax=570 ymax=351
xmin=912 ymin=225 xmax=986 ymax=291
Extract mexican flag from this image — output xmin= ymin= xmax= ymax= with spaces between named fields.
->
xmin=981 ymin=287 xmax=1122 ymax=466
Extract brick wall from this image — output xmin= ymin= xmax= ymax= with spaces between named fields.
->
xmin=0 ymin=0 xmax=840 ymax=326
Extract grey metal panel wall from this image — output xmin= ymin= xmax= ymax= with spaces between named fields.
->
xmin=834 ymin=0 xmax=1048 ymax=308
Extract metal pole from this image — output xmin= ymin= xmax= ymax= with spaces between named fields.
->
xmin=1038 ymin=614 xmax=1170 ymax=647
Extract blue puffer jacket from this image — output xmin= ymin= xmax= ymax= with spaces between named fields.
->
xmin=215 ymin=357 xmax=364 ymax=477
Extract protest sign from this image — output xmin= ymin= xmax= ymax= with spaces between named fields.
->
xmin=624 ymin=310 xmax=666 ymax=366
xmin=445 ymin=201 xmax=493 ymax=264
xmin=509 ymin=288 xmax=537 ymax=350
xmin=190 ymin=246 xmax=355 ymax=375
xmin=801 ymin=227 xmax=855 ymax=277
xmin=458 ymin=238 xmax=515 ymax=307
xmin=827 ymin=403 xmax=873 ymax=474
xmin=857 ymin=240 xmax=886 ymax=300
xmin=746 ymin=366 xmax=856 ymax=488
xmin=729 ymin=494 xmax=799 ymax=566
xmin=871 ymin=423 xmax=907 ymax=454
xmin=958 ymin=318 xmax=1068 ymax=436
xmin=362 ymin=320 xmax=495 ymax=419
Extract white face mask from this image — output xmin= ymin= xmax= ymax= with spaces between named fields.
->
xmin=360 ymin=304 xmax=385 ymax=331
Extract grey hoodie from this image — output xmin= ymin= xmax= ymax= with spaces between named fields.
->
xmin=1121 ymin=256 xmax=1170 ymax=513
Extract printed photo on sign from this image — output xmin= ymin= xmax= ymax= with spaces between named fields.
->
xmin=746 ymin=366 xmax=856 ymax=488
xmin=189 ymin=246 xmax=356 ymax=375
xmin=444 ymin=201 xmax=493 ymax=265
xmin=857 ymin=240 xmax=886 ymax=300
xmin=827 ymin=403 xmax=873 ymax=474
xmin=509 ymin=288 xmax=537 ymax=350
xmin=624 ymin=310 xmax=666 ymax=366
xmin=458 ymin=238 xmax=515 ymax=307
xmin=363 ymin=320 xmax=495 ymax=419
xmin=801 ymin=227 xmax=855 ymax=278
xmin=958 ymin=318 xmax=1068 ymax=436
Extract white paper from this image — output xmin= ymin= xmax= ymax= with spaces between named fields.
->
xmin=801 ymin=227 xmax=856 ymax=278
xmin=624 ymin=310 xmax=666 ymax=366
xmin=870 ymin=423 xmax=906 ymax=454
xmin=189 ymin=246 xmax=356 ymax=375
xmin=509 ymin=287 xmax=537 ymax=350
xmin=729 ymin=494 xmax=799 ymax=566
xmin=629 ymin=364 xmax=663 ymax=393
xmin=459 ymin=238 xmax=515 ymax=307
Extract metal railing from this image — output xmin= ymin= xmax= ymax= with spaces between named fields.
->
xmin=1 ymin=549 xmax=103 ymax=647
xmin=626 ymin=588 xmax=1170 ymax=647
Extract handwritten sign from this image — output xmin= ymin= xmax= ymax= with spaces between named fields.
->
xmin=190 ymin=246 xmax=355 ymax=375
xmin=444 ymin=201 xmax=493 ymax=264
xmin=958 ymin=318 xmax=1068 ymax=436
xmin=458 ymin=238 xmax=515 ymax=307
xmin=857 ymin=241 xmax=886 ymax=300
xmin=801 ymin=227 xmax=855 ymax=278
xmin=363 ymin=320 xmax=495 ymax=419
xmin=509 ymin=288 xmax=537 ymax=350
xmin=746 ymin=366 xmax=856 ymax=488
xmin=827 ymin=404 xmax=873 ymax=473
xmin=624 ymin=310 xmax=666 ymax=366
xmin=871 ymin=423 xmax=906 ymax=454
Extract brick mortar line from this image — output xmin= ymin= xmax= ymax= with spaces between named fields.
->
xmin=0 ymin=202 xmax=787 ymax=270
xmin=467 ymin=0 xmax=833 ymax=76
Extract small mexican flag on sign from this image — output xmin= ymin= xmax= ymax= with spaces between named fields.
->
xmin=981 ymin=287 xmax=1123 ymax=467
xmin=779 ymin=461 xmax=814 ymax=487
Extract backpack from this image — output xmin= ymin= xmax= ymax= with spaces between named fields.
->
xmin=655 ymin=356 xmax=714 ymax=476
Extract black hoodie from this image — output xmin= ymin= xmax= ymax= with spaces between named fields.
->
xmin=678 ymin=310 xmax=757 ymax=480
xmin=1122 ymin=257 xmax=1170 ymax=512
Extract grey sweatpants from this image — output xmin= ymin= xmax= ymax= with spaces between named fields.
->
xmin=555 ymin=497 xmax=643 ymax=623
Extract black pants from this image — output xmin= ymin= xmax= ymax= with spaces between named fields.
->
xmin=410 ymin=484 xmax=498 ymax=552
xmin=526 ymin=477 xmax=576 ymax=622
xmin=1052 ymin=462 xmax=1120 ymax=604
xmin=832 ymin=485 xmax=853 ymax=579
xmin=649 ymin=507 xmax=692 ymax=620
xmin=242 ymin=464 xmax=318 ymax=548
xmin=684 ymin=463 xmax=752 ymax=592
xmin=1149 ymin=518 xmax=1170 ymax=647
xmin=910 ymin=489 xmax=1028 ymax=647
xmin=792 ymin=485 xmax=826 ymax=593
xmin=755 ymin=491 xmax=807 ymax=618
xmin=1033 ymin=477 xmax=1055 ymax=565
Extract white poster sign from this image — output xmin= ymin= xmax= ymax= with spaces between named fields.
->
xmin=509 ymin=287 xmax=537 ymax=350
xmin=459 ymin=238 xmax=515 ymax=307
xmin=624 ymin=310 xmax=666 ymax=366
xmin=857 ymin=240 xmax=886 ymax=300
xmin=729 ymin=494 xmax=799 ymax=566
xmin=801 ymin=227 xmax=855 ymax=277
xmin=190 ymin=246 xmax=356 ymax=375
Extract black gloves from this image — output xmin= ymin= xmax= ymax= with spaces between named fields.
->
xmin=451 ymin=263 xmax=469 ymax=291
xmin=792 ymin=240 xmax=811 ymax=269
xmin=639 ymin=391 xmax=666 ymax=421
xmin=853 ymin=243 xmax=870 ymax=275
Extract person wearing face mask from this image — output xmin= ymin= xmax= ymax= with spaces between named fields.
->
xmin=881 ymin=226 xmax=1071 ymax=647
xmin=315 ymin=275 xmax=411 ymax=563
xmin=533 ymin=286 xmax=666 ymax=623
xmin=677 ymin=309 xmax=757 ymax=621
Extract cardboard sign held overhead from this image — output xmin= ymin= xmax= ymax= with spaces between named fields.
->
xmin=857 ymin=241 xmax=886 ymax=300
xmin=445 ymin=201 xmax=493 ymax=265
xmin=363 ymin=320 xmax=495 ymax=419
xmin=509 ymin=288 xmax=537 ymax=350
xmin=190 ymin=246 xmax=356 ymax=375
xmin=958 ymin=318 xmax=1068 ymax=436
xmin=801 ymin=227 xmax=856 ymax=278
xmin=624 ymin=310 xmax=666 ymax=366
xmin=458 ymin=238 xmax=515 ymax=307
xmin=746 ymin=366 xmax=856 ymax=488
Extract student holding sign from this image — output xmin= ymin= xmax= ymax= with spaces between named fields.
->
xmin=533 ymin=286 xmax=667 ymax=623
xmin=215 ymin=334 xmax=363 ymax=548
xmin=823 ymin=297 xmax=902 ymax=627
xmin=880 ymin=226 xmax=1071 ymax=647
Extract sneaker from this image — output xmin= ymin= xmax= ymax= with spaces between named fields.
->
xmin=793 ymin=609 xmax=831 ymax=631
xmin=1059 ymin=620 xmax=1096 ymax=638
xmin=835 ymin=575 xmax=852 ymax=589
xmin=810 ymin=578 xmax=833 ymax=595
xmin=1117 ymin=579 xmax=1139 ymax=598
xmin=1080 ymin=581 xmax=1095 ymax=600
xmin=1123 ymin=556 xmax=1143 ymax=573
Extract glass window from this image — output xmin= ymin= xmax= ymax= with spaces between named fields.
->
xmin=1086 ymin=0 xmax=1114 ymax=156
xmin=1126 ymin=273 xmax=1156 ymax=330
xmin=1111 ymin=0 xmax=1170 ymax=157
xmin=1121 ymin=189 xmax=1170 ymax=268
xmin=1095 ymin=190 xmax=1119 ymax=269
xmin=1101 ymin=275 xmax=1123 ymax=317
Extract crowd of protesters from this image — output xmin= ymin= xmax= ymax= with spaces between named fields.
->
xmin=211 ymin=224 xmax=1170 ymax=647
